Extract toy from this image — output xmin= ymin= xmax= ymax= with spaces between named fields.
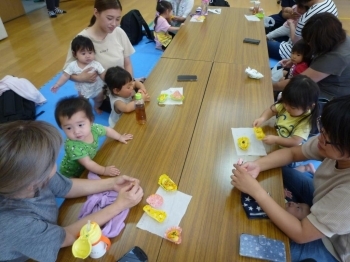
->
xmin=170 ymin=90 xmax=185 ymax=101
xmin=165 ymin=226 xmax=182 ymax=244
xmin=254 ymin=127 xmax=265 ymax=140
xmin=158 ymin=174 xmax=178 ymax=191
xmin=143 ymin=205 xmax=167 ymax=223
xmin=238 ymin=137 xmax=250 ymax=150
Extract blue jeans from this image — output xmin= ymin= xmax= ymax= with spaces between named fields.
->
xmin=291 ymin=239 xmax=338 ymax=262
xmin=282 ymin=167 xmax=338 ymax=262
xmin=267 ymin=40 xmax=282 ymax=60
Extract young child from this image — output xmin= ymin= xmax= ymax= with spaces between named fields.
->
xmin=0 ymin=120 xmax=143 ymax=261
xmin=253 ymin=75 xmax=320 ymax=148
xmin=266 ymin=4 xmax=308 ymax=42
xmin=105 ymin=66 xmax=151 ymax=128
xmin=51 ymin=35 xmax=106 ymax=114
xmin=285 ymin=39 xmax=311 ymax=79
xmin=55 ymin=96 xmax=133 ymax=178
xmin=154 ymin=1 xmax=181 ymax=50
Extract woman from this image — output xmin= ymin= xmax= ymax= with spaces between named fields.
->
xmin=0 ymin=121 xmax=143 ymax=261
xmin=166 ymin=0 xmax=194 ymax=26
xmin=267 ymin=0 xmax=337 ymax=61
xmin=231 ymin=95 xmax=350 ymax=261
xmin=274 ymin=13 xmax=350 ymax=100
xmin=64 ymin=0 xmax=146 ymax=92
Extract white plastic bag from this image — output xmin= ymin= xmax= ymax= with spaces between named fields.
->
xmin=271 ymin=63 xmax=283 ymax=83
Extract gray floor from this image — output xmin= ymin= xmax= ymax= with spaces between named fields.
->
xmin=21 ymin=0 xmax=46 ymax=14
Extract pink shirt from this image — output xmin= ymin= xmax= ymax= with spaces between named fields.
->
xmin=154 ymin=16 xmax=171 ymax=49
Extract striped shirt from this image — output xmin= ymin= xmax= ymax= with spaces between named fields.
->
xmin=279 ymin=0 xmax=338 ymax=59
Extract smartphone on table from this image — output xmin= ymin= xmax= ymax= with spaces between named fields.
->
xmin=117 ymin=246 xmax=148 ymax=262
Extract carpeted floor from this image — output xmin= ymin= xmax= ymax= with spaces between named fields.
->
xmin=35 ymin=35 xmax=162 ymax=207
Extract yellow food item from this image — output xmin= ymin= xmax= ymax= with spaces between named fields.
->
xmin=238 ymin=137 xmax=250 ymax=150
xmin=157 ymin=93 xmax=168 ymax=103
xmin=143 ymin=205 xmax=167 ymax=223
xmin=254 ymin=127 xmax=265 ymax=140
xmin=158 ymin=174 xmax=177 ymax=191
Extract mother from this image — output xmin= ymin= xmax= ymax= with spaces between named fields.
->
xmin=274 ymin=13 xmax=350 ymax=100
xmin=64 ymin=0 xmax=146 ymax=92
xmin=231 ymin=95 xmax=350 ymax=261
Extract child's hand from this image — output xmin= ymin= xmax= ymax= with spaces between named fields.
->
xmin=231 ymin=164 xmax=262 ymax=196
xmin=51 ymin=84 xmax=60 ymax=93
xmin=141 ymin=92 xmax=151 ymax=102
xmin=262 ymin=135 xmax=278 ymax=145
xmin=279 ymin=59 xmax=292 ymax=68
xmin=118 ymin=133 xmax=133 ymax=144
xmin=253 ymin=117 xmax=264 ymax=127
xmin=103 ymin=165 xmax=120 ymax=176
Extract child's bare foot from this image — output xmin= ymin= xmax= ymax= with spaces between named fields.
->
xmin=295 ymin=163 xmax=316 ymax=175
xmin=94 ymin=107 xmax=103 ymax=115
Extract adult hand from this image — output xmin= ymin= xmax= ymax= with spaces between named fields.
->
xmin=286 ymin=19 xmax=294 ymax=27
xmin=231 ymin=164 xmax=262 ymax=196
xmin=118 ymin=133 xmax=133 ymax=144
xmin=291 ymin=12 xmax=301 ymax=20
xmin=114 ymin=182 xmax=144 ymax=209
xmin=79 ymin=67 xmax=98 ymax=83
xmin=239 ymin=161 xmax=261 ymax=178
xmin=104 ymin=165 xmax=120 ymax=176
xmin=111 ymin=175 xmax=140 ymax=192
xmin=279 ymin=59 xmax=293 ymax=68
xmin=253 ymin=117 xmax=264 ymax=127
xmin=262 ymin=135 xmax=278 ymax=145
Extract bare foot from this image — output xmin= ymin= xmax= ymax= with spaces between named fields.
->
xmin=94 ymin=107 xmax=103 ymax=115
xmin=304 ymin=163 xmax=316 ymax=175
xmin=295 ymin=163 xmax=316 ymax=175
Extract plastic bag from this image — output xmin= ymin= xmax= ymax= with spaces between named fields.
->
xmin=271 ymin=63 xmax=283 ymax=83
xmin=264 ymin=16 xmax=275 ymax=28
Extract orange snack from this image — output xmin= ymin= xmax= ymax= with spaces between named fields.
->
xmin=165 ymin=226 xmax=182 ymax=244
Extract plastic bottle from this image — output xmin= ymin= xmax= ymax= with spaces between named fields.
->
xmin=135 ymin=93 xmax=147 ymax=124
xmin=201 ymin=0 xmax=209 ymax=16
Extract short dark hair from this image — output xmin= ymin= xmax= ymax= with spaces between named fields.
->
xmin=278 ymin=75 xmax=320 ymax=130
xmin=291 ymin=39 xmax=311 ymax=64
xmin=302 ymin=13 xmax=346 ymax=56
xmin=71 ymin=35 xmax=95 ymax=55
xmin=105 ymin=66 xmax=133 ymax=95
xmin=321 ymin=95 xmax=350 ymax=156
xmin=295 ymin=0 xmax=312 ymax=7
xmin=55 ymin=96 xmax=94 ymax=128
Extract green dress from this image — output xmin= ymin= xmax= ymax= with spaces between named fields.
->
xmin=59 ymin=124 xmax=106 ymax=178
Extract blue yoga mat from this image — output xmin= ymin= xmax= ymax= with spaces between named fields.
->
xmin=36 ymin=36 xmax=162 ymax=207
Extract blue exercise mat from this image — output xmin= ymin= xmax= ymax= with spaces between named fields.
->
xmin=36 ymin=36 xmax=162 ymax=207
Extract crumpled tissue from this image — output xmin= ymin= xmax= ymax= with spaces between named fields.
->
xmin=245 ymin=67 xmax=264 ymax=79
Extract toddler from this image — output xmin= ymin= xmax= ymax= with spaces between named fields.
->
xmin=105 ymin=66 xmax=150 ymax=128
xmin=154 ymin=1 xmax=181 ymax=50
xmin=51 ymin=35 xmax=106 ymax=114
xmin=266 ymin=4 xmax=308 ymax=41
xmin=285 ymin=39 xmax=311 ymax=79
xmin=253 ymin=75 xmax=319 ymax=148
xmin=55 ymin=96 xmax=133 ymax=178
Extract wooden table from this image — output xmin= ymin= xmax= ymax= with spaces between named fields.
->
xmin=162 ymin=8 xmax=228 ymax=61
xmin=57 ymin=58 xmax=214 ymax=261
xmin=58 ymin=8 xmax=291 ymax=262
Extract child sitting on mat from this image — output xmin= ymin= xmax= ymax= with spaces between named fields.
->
xmin=154 ymin=1 xmax=181 ymax=51
xmin=105 ymin=66 xmax=150 ymax=128
xmin=55 ymin=96 xmax=133 ymax=178
xmin=0 ymin=120 xmax=143 ymax=261
xmin=51 ymin=35 xmax=106 ymax=114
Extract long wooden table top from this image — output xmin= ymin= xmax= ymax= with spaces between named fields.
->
xmin=162 ymin=7 xmax=228 ymax=61
xmin=57 ymin=58 xmax=213 ymax=261
xmin=214 ymin=8 xmax=271 ymax=65
xmin=156 ymin=63 xmax=290 ymax=261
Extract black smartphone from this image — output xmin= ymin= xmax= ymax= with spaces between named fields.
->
xmin=243 ymin=38 xmax=260 ymax=45
xmin=117 ymin=246 xmax=148 ymax=262
xmin=177 ymin=75 xmax=197 ymax=82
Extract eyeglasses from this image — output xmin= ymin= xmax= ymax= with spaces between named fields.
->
xmin=317 ymin=117 xmax=338 ymax=146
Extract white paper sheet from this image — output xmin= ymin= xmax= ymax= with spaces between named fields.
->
xmin=208 ymin=8 xmax=222 ymax=14
xmin=231 ymin=128 xmax=267 ymax=156
xmin=136 ymin=187 xmax=192 ymax=238
xmin=244 ymin=15 xmax=261 ymax=22
xmin=158 ymin=87 xmax=183 ymax=105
